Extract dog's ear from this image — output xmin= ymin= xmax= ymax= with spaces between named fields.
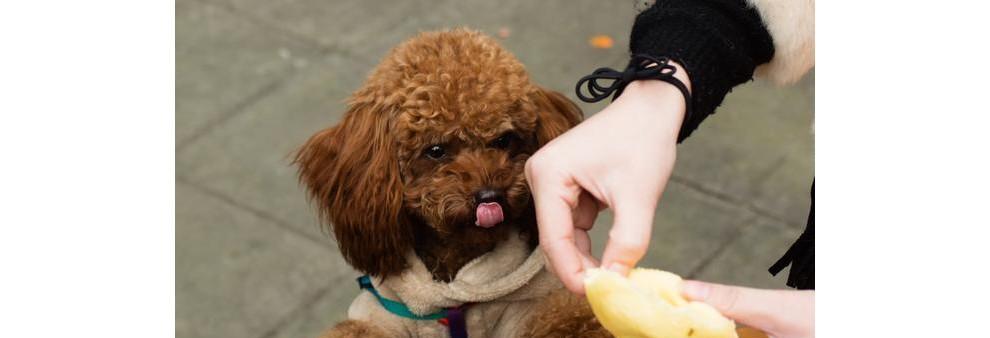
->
xmin=531 ymin=86 xmax=583 ymax=145
xmin=294 ymin=102 xmax=412 ymax=277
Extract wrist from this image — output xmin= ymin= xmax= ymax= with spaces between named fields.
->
xmin=614 ymin=78 xmax=689 ymax=140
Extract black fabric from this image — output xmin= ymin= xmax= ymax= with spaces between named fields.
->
xmin=769 ymin=182 xmax=815 ymax=290
xmin=629 ymin=0 xmax=774 ymax=142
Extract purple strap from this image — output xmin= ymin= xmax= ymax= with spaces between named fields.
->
xmin=445 ymin=306 xmax=468 ymax=338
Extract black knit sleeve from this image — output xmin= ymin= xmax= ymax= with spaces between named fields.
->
xmin=630 ymin=0 xmax=775 ymax=142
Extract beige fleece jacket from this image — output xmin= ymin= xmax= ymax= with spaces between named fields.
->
xmin=346 ymin=231 xmax=561 ymax=338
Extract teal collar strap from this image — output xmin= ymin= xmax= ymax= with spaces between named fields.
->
xmin=356 ymin=275 xmax=448 ymax=320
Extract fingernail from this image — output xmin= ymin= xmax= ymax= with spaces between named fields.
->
xmin=606 ymin=262 xmax=628 ymax=275
xmin=682 ymin=280 xmax=710 ymax=301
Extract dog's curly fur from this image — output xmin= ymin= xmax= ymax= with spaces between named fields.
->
xmin=297 ymin=29 xmax=609 ymax=337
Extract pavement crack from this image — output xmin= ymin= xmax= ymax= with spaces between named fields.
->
xmin=752 ymin=154 xmax=790 ymax=187
xmin=176 ymin=0 xmax=373 ymax=152
xmin=685 ymin=215 xmax=758 ymax=279
xmin=176 ymin=78 xmax=286 ymax=151
xmin=195 ymin=0 xmax=360 ymax=59
xmin=176 ymin=176 xmax=331 ymax=248
xmin=669 ymin=175 xmax=802 ymax=230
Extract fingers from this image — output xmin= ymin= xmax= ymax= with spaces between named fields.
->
xmin=682 ymin=281 xmax=761 ymax=320
xmin=527 ymin=162 xmax=587 ymax=294
xmin=600 ymin=198 xmax=654 ymax=276
xmin=573 ymin=230 xmax=599 ymax=268
xmin=573 ymin=192 xmax=600 ymax=268
xmin=572 ymin=191 xmax=600 ymax=270
xmin=682 ymin=280 xmax=814 ymax=335
xmin=572 ymin=191 xmax=598 ymax=232
xmin=536 ymin=200 xmax=586 ymax=294
xmin=541 ymin=193 xmax=600 ymax=293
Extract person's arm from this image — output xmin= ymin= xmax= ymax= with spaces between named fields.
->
xmin=529 ymin=0 xmax=814 ymax=293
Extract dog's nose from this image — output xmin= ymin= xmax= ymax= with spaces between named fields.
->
xmin=474 ymin=188 xmax=504 ymax=205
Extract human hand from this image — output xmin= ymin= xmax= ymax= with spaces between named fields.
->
xmin=525 ymin=65 xmax=691 ymax=294
xmin=682 ymin=281 xmax=815 ymax=338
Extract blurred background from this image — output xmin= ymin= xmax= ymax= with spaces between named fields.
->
xmin=176 ymin=0 xmax=814 ymax=337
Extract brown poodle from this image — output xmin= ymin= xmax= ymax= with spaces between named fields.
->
xmin=295 ymin=28 xmax=610 ymax=338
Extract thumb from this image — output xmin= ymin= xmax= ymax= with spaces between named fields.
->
xmin=681 ymin=280 xmax=780 ymax=332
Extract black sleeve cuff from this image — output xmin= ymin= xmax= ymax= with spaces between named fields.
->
xmin=630 ymin=0 xmax=775 ymax=142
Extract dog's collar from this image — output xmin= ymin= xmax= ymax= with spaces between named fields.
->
xmin=357 ymin=275 xmax=469 ymax=338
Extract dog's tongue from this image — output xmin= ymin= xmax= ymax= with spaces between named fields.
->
xmin=475 ymin=202 xmax=504 ymax=228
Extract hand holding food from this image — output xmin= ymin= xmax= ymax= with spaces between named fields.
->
xmin=583 ymin=268 xmax=738 ymax=338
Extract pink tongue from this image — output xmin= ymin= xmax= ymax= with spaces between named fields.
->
xmin=475 ymin=202 xmax=504 ymax=228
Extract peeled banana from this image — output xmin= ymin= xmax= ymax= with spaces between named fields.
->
xmin=584 ymin=268 xmax=737 ymax=338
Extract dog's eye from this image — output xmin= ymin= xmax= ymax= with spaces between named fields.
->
xmin=423 ymin=145 xmax=447 ymax=160
xmin=489 ymin=133 xmax=517 ymax=150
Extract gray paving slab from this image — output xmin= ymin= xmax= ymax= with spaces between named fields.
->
xmin=751 ymin=141 xmax=814 ymax=227
xmin=210 ymin=0 xmax=630 ymax=56
xmin=267 ymin=279 xmax=361 ymax=338
xmin=588 ymin=180 xmax=757 ymax=277
xmin=176 ymin=0 xmax=321 ymax=147
xmin=692 ymin=219 xmax=803 ymax=289
xmin=673 ymin=73 xmax=815 ymax=227
xmin=206 ymin=0 xmax=439 ymax=58
xmin=208 ymin=0 xmax=637 ymax=108
xmin=176 ymin=181 xmax=352 ymax=338
xmin=177 ymin=54 xmax=372 ymax=238
xmin=750 ymin=73 xmax=815 ymax=225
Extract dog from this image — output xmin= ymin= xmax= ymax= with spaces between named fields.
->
xmin=295 ymin=28 xmax=610 ymax=338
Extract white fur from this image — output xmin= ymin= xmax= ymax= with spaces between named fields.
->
xmin=748 ymin=0 xmax=815 ymax=84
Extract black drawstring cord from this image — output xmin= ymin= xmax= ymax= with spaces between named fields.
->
xmin=575 ymin=54 xmax=692 ymax=123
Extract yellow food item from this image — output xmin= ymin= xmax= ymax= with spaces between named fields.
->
xmin=584 ymin=268 xmax=737 ymax=338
